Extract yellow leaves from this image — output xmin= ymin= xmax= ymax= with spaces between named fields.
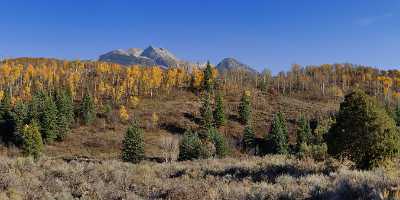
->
xmin=191 ymin=67 xmax=204 ymax=89
xmin=244 ymin=90 xmax=251 ymax=97
xmin=151 ymin=112 xmax=159 ymax=129
xmin=128 ymin=96 xmax=140 ymax=108
xmin=0 ymin=90 xmax=4 ymax=101
xmin=119 ymin=105 xmax=129 ymax=122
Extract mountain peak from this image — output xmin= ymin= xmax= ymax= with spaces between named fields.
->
xmin=216 ymin=57 xmax=257 ymax=74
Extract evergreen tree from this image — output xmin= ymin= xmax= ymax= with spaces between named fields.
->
xmin=239 ymin=91 xmax=251 ymax=125
xmin=55 ymin=90 xmax=74 ymax=140
xmin=200 ymin=94 xmax=214 ymax=129
xmin=121 ymin=121 xmax=145 ymax=163
xmin=327 ymin=90 xmax=400 ymax=169
xmin=243 ymin=125 xmax=255 ymax=151
xmin=394 ymin=104 xmax=400 ymax=127
xmin=178 ymin=130 xmax=202 ymax=161
xmin=203 ymin=61 xmax=214 ymax=93
xmin=0 ymin=92 xmax=16 ymax=145
xmin=213 ymin=93 xmax=226 ymax=127
xmin=21 ymin=122 xmax=44 ymax=159
xmin=80 ymin=92 xmax=95 ymax=125
xmin=208 ymin=128 xmax=228 ymax=158
xmin=266 ymin=112 xmax=289 ymax=154
xmin=296 ymin=114 xmax=312 ymax=151
xmin=41 ymin=96 xmax=58 ymax=143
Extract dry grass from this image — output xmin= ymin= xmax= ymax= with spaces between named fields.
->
xmin=0 ymin=155 xmax=398 ymax=200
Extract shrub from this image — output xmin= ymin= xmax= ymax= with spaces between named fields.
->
xmin=327 ymin=90 xmax=400 ymax=169
xmin=121 ymin=121 xmax=145 ymax=163
xmin=21 ymin=122 xmax=43 ymax=159
xmin=213 ymin=93 xmax=226 ymax=128
xmin=178 ymin=130 xmax=203 ymax=161
xmin=239 ymin=90 xmax=251 ymax=125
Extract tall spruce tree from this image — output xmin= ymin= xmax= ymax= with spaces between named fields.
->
xmin=200 ymin=94 xmax=214 ymax=129
xmin=239 ymin=91 xmax=251 ymax=125
xmin=178 ymin=130 xmax=203 ymax=161
xmin=41 ymin=96 xmax=58 ymax=143
xmin=296 ymin=114 xmax=312 ymax=151
xmin=213 ymin=93 xmax=226 ymax=128
xmin=243 ymin=125 xmax=255 ymax=151
xmin=121 ymin=121 xmax=145 ymax=163
xmin=21 ymin=122 xmax=43 ymax=160
xmin=266 ymin=112 xmax=289 ymax=154
xmin=208 ymin=128 xmax=228 ymax=158
xmin=55 ymin=90 xmax=74 ymax=140
xmin=80 ymin=92 xmax=95 ymax=125
xmin=0 ymin=92 xmax=16 ymax=145
xmin=203 ymin=61 xmax=214 ymax=93
xmin=327 ymin=90 xmax=400 ymax=169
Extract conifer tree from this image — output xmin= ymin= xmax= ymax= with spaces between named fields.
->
xmin=213 ymin=93 xmax=226 ymax=128
xmin=243 ymin=125 xmax=255 ymax=151
xmin=208 ymin=128 xmax=228 ymax=158
xmin=178 ymin=130 xmax=202 ymax=161
xmin=21 ymin=122 xmax=43 ymax=159
xmin=121 ymin=121 xmax=145 ymax=163
xmin=200 ymin=94 xmax=214 ymax=129
xmin=394 ymin=104 xmax=400 ymax=126
xmin=296 ymin=114 xmax=312 ymax=151
xmin=0 ymin=92 xmax=16 ymax=144
xmin=41 ymin=96 xmax=58 ymax=143
xmin=266 ymin=112 xmax=289 ymax=154
xmin=327 ymin=90 xmax=400 ymax=169
xmin=203 ymin=61 xmax=214 ymax=93
xmin=80 ymin=92 xmax=95 ymax=125
xmin=55 ymin=90 xmax=74 ymax=140
xmin=239 ymin=91 xmax=251 ymax=125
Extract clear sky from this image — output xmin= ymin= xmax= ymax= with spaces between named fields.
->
xmin=0 ymin=0 xmax=399 ymax=73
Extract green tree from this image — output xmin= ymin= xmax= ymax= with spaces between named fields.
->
xmin=327 ymin=90 xmax=400 ymax=169
xmin=55 ymin=90 xmax=74 ymax=140
xmin=200 ymin=94 xmax=214 ymax=129
xmin=41 ymin=96 xmax=58 ymax=143
xmin=203 ymin=61 xmax=214 ymax=93
xmin=209 ymin=128 xmax=228 ymax=158
xmin=121 ymin=121 xmax=145 ymax=163
xmin=80 ymin=92 xmax=95 ymax=125
xmin=21 ymin=122 xmax=43 ymax=159
xmin=213 ymin=93 xmax=226 ymax=127
xmin=178 ymin=130 xmax=203 ymax=161
xmin=0 ymin=92 xmax=16 ymax=145
xmin=243 ymin=125 xmax=255 ymax=151
xmin=266 ymin=112 xmax=289 ymax=154
xmin=296 ymin=114 xmax=312 ymax=151
xmin=394 ymin=104 xmax=400 ymax=127
xmin=239 ymin=91 xmax=251 ymax=125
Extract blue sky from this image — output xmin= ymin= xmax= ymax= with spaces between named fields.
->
xmin=0 ymin=0 xmax=399 ymax=73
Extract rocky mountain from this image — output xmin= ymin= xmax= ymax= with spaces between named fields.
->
xmin=216 ymin=58 xmax=258 ymax=74
xmin=99 ymin=46 xmax=180 ymax=67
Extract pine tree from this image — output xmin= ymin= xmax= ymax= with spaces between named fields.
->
xmin=121 ymin=121 xmax=145 ymax=163
xmin=178 ymin=130 xmax=202 ymax=161
xmin=208 ymin=128 xmax=228 ymax=158
xmin=21 ymin=122 xmax=43 ymax=159
xmin=266 ymin=112 xmax=289 ymax=154
xmin=203 ymin=61 xmax=214 ymax=93
xmin=0 ymin=92 xmax=16 ymax=145
xmin=394 ymin=104 xmax=400 ymax=126
xmin=239 ymin=91 xmax=251 ymax=125
xmin=200 ymin=94 xmax=214 ymax=129
xmin=55 ymin=90 xmax=74 ymax=140
xmin=296 ymin=114 xmax=312 ymax=151
xmin=327 ymin=90 xmax=400 ymax=169
xmin=243 ymin=125 xmax=255 ymax=151
xmin=80 ymin=92 xmax=95 ymax=125
xmin=213 ymin=93 xmax=226 ymax=127
xmin=40 ymin=96 xmax=58 ymax=143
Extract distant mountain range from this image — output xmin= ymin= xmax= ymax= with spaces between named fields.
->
xmin=99 ymin=46 xmax=257 ymax=74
